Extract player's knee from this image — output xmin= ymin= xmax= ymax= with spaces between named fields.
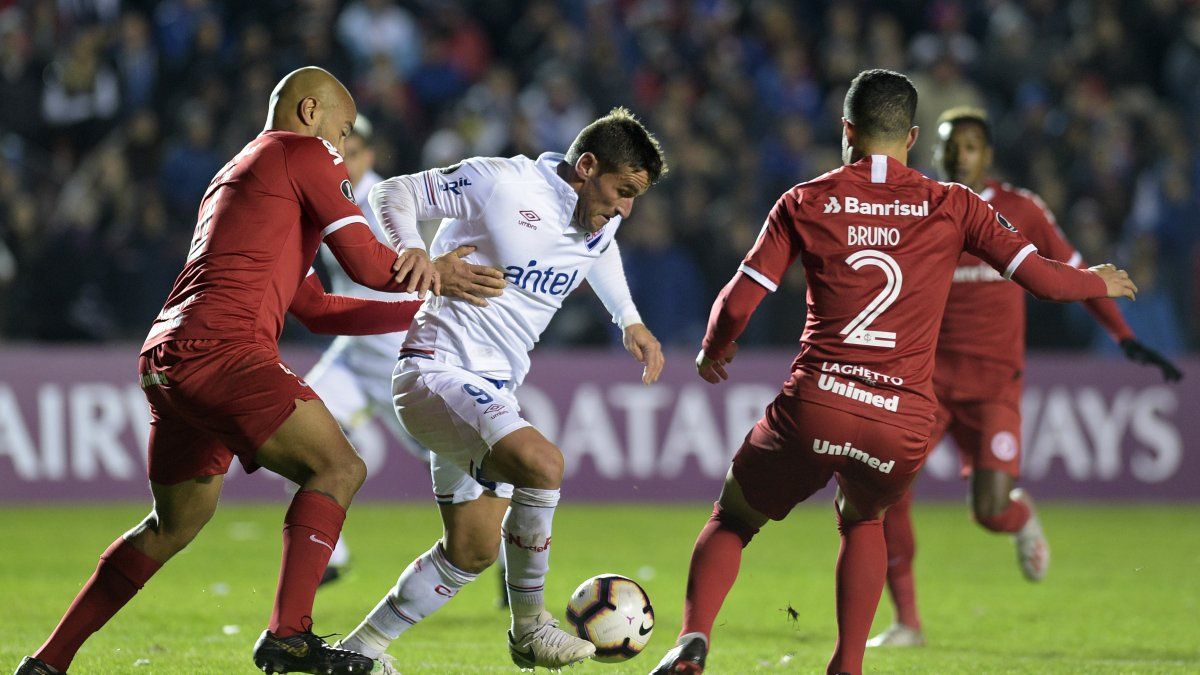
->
xmin=443 ymin=538 xmax=498 ymax=574
xmin=148 ymin=511 xmax=209 ymax=553
xmin=511 ymin=441 xmax=564 ymax=489
xmin=310 ymin=448 xmax=368 ymax=492
xmin=710 ymin=503 xmax=760 ymax=548
xmin=971 ymin=490 xmax=1010 ymax=524
xmin=341 ymin=452 xmax=368 ymax=491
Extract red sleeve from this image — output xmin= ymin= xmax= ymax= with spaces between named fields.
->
xmin=739 ymin=192 xmax=803 ymax=292
xmin=959 ymin=186 xmax=1038 ymax=278
xmin=1015 ymin=193 xmax=1134 ymax=340
xmin=285 ymin=135 xmax=370 ymax=236
xmin=1009 ymin=254 xmax=1107 ymax=302
xmin=701 ymin=271 xmax=770 ymax=358
xmin=1083 ymin=296 xmax=1136 ymax=342
xmin=323 ymin=223 xmax=404 ymax=291
xmin=1013 ymin=190 xmax=1078 ymax=265
xmin=289 ymin=273 xmax=421 ymax=335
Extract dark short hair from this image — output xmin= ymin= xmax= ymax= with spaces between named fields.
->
xmin=936 ymin=106 xmax=991 ymax=145
xmin=844 ymin=69 xmax=918 ymax=141
xmin=565 ymin=107 xmax=667 ymax=184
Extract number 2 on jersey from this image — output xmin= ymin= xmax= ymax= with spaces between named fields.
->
xmin=840 ymin=249 xmax=902 ymax=348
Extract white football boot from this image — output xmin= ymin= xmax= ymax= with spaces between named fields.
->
xmin=866 ymin=622 xmax=926 ymax=648
xmin=508 ymin=610 xmax=596 ymax=670
xmin=1011 ymin=488 xmax=1049 ymax=581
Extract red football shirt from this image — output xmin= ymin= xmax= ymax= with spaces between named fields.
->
xmin=740 ymin=156 xmax=1037 ymax=432
xmin=143 ymin=131 xmax=372 ymax=352
xmin=938 ymin=179 xmax=1132 ymax=376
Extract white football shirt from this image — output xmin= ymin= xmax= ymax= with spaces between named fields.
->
xmin=372 ymin=152 xmax=641 ymax=386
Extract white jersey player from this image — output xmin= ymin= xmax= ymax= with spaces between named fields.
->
xmin=301 ymin=117 xmax=504 ymax=583
xmin=337 ymin=108 xmax=668 ymax=671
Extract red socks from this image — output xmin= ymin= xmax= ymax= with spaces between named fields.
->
xmin=35 ymin=538 xmax=162 ymax=672
xmin=679 ymin=503 xmax=759 ymax=641
xmin=269 ymin=490 xmax=346 ymax=637
xmin=975 ymin=497 xmax=1031 ymax=533
xmin=828 ymin=514 xmax=887 ymax=675
xmin=881 ymin=491 xmax=921 ymax=629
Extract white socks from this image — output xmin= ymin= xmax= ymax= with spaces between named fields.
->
xmin=503 ymin=487 xmax=560 ymax=634
xmin=341 ymin=542 xmax=477 ymax=658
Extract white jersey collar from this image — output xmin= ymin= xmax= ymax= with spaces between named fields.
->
xmin=535 ymin=152 xmax=581 ymax=232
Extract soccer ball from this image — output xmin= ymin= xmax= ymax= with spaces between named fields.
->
xmin=565 ymin=574 xmax=654 ymax=663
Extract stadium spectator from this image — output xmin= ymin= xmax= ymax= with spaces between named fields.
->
xmin=0 ymin=0 xmax=1196 ymax=351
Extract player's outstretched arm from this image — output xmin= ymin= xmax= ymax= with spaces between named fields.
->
xmin=623 ymin=323 xmax=664 ymax=384
xmin=324 ymin=222 xmax=414 ymax=293
xmin=588 ymin=241 xmax=660 ymax=381
xmin=1009 ymin=256 xmax=1136 ymax=302
xmin=697 ymin=272 xmax=768 ymax=384
xmin=289 ymin=272 xmax=422 ymax=335
xmin=431 ymin=245 xmax=506 ymax=307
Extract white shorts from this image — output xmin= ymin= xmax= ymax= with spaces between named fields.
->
xmin=306 ymin=336 xmax=430 ymax=464
xmin=392 ymin=356 xmax=527 ymax=504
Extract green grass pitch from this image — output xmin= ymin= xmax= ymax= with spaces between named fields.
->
xmin=3 ymin=502 xmax=1198 ymax=673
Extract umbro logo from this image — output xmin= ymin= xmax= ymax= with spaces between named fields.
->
xmin=824 ymin=196 xmax=842 ymax=213
xmin=517 ymin=210 xmax=539 ymax=230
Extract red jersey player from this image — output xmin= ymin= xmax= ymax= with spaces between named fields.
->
xmin=868 ymin=107 xmax=1181 ymax=649
xmin=15 ymin=68 xmax=502 ymax=675
xmin=649 ymin=70 xmax=1137 ymax=675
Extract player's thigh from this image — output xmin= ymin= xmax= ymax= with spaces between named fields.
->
xmin=728 ymin=393 xmax=838 ymax=522
xmin=142 ymin=394 xmax=236 ymax=486
xmin=431 ymin=452 xmax=514 ymax=506
xmin=834 ymin=420 xmax=930 ymax=520
xmin=255 ymin=398 xmax=362 ymax=486
xmin=717 ymin=468 xmax=770 ymax=530
xmin=393 ymin=358 xmax=529 ymax=478
xmin=952 ymin=396 xmax=1022 ymax=480
xmin=151 ymin=340 xmax=330 ymax=476
xmin=484 ymin=426 xmax=563 ymax=489
xmin=438 ymin=490 xmax=511 ymax=572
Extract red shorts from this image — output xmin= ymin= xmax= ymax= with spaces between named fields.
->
xmin=731 ymin=394 xmax=931 ymax=520
xmin=138 ymin=339 xmax=320 ymax=485
xmin=932 ymin=373 xmax=1023 ymax=479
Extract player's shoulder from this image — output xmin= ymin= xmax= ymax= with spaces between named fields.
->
xmin=994 ymin=181 xmax=1054 ymax=214
xmin=441 ymin=154 xmax=533 ymax=180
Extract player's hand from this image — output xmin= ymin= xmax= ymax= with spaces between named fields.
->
xmin=392 ymin=248 xmax=437 ymax=298
xmin=623 ymin=323 xmax=664 ymax=384
xmin=1090 ymin=263 xmax=1137 ymax=301
xmin=696 ymin=342 xmax=737 ymax=384
xmin=432 ymin=245 xmax=506 ymax=307
xmin=1120 ymin=339 xmax=1183 ymax=382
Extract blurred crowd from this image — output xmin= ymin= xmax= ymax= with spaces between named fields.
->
xmin=0 ymin=0 xmax=1196 ymax=353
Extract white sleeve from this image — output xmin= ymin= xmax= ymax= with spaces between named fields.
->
xmin=369 ymin=174 xmax=426 ymax=252
xmin=587 ymin=241 xmax=642 ymax=329
xmin=369 ymin=157 xmax=507 ymax=252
